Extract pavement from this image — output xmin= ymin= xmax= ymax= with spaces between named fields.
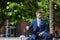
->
xmin=0 ymin=37 xmax=60 ymax=40
xmin=0 ymin=37 xmax=19 ymax=40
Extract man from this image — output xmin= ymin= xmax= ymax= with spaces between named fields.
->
xmin=26 ymin=11 xmax=50 ymax=40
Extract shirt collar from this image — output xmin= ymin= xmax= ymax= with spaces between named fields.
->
xmin=37 ymin=18 xmax=41 ymax=21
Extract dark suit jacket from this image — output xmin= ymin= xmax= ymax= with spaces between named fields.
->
xmin=29 ymin=19 xmax=48 ymax=34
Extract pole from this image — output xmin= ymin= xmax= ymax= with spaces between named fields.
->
xmin=6 ymin=19 xmax=9 ymax=37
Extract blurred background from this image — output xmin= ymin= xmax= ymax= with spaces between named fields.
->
xmin=0 ymin=0 xmax=60 ymax=39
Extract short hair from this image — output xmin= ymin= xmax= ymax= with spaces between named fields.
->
xmin=36 ymin=11 xmax=42 ymax=15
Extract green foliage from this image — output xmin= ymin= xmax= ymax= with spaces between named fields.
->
xmin=54 ymin=2 xmax=60 ymax=26
xmin=0 ymin=0 xmax=60 ymax=26
xmin=3 ymin=0 xmax=39 ymax=25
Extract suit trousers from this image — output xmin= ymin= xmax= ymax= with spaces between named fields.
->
xmin=30 ymin=32 xmax=50 ymax=40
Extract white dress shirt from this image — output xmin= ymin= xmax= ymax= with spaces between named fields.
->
xmin=37 ymin=19 xmax=41 ymax=27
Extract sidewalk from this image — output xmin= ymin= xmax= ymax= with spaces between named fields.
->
xmin=0 ymin=37 xmax=19 ymax=40
xmin=0 ymin=37 xmax=60 ymax=40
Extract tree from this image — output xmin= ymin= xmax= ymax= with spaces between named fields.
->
xmin=0 ymin=0 xmax=60 ymax=26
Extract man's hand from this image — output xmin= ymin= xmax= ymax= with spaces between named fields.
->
xmin=38 ymin=32 xmax=44 ymax=36
xmin=26 ymin=26 xmax=29 ymax=30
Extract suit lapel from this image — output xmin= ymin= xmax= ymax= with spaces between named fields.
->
xmin=39 ymin=20 xmax=42 ymax=27
xmin=35 ymin=20 xmax=37 ymax=27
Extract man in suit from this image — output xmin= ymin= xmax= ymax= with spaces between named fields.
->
xmin=26 ymin=11 xmax=50 ymax=40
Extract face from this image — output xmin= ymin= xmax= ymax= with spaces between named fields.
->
xmin=36 ymin=13 xmax=42 ymax=19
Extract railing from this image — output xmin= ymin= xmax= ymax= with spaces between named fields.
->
xmin=9 ymin=26 xmax=16 ymax=37
xmin=0 ymin=26 xmax=16 ymax=37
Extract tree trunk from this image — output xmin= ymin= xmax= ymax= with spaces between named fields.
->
xmin=49 ymin=0 xmax=55 ymax=40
